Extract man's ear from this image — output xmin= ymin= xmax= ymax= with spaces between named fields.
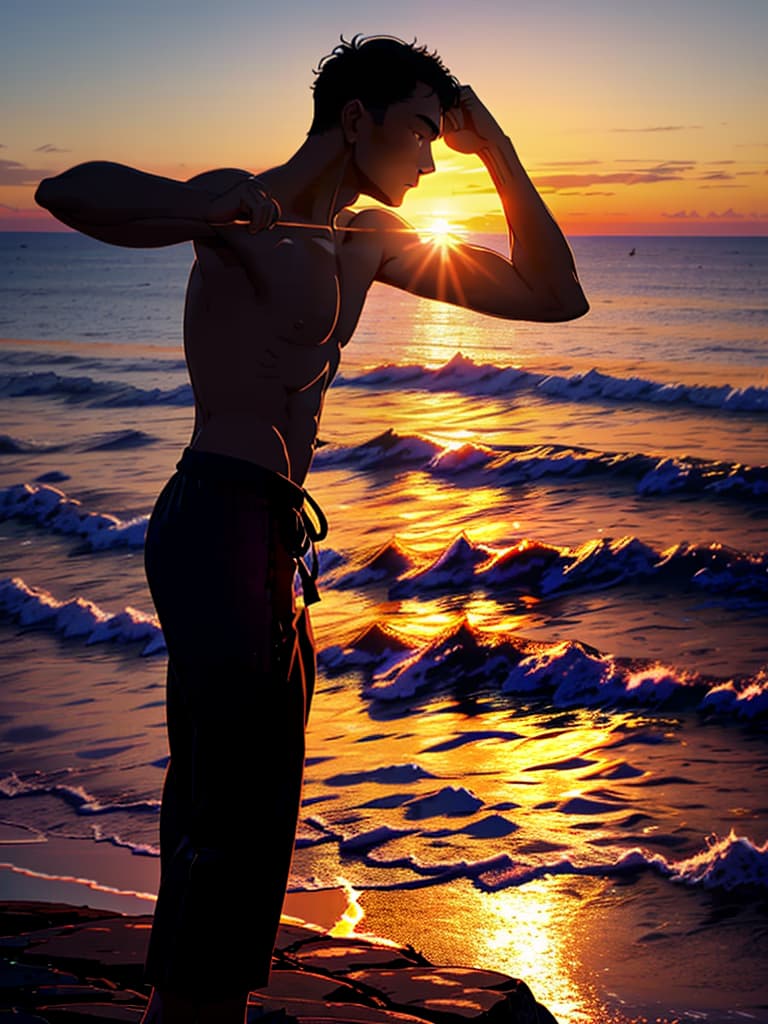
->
xmin=341 ymin=99 xmax=366 ymax=144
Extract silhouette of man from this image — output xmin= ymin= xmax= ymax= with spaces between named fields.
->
xmin=36 ymin=35 xmax=587 ymax=1024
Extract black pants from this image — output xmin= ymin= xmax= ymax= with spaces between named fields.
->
xmin=143 ymin=448 xmax=316 ymax=997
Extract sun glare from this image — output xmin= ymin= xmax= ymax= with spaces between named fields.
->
xmin=421 ymin=214 xmax=463 ymax=248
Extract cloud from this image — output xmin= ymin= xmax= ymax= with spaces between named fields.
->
xmin=610 ymin=125 xmax=702 ymax=133
xmin=558 ymin=190 xmax=616 ymax=197
xmin=662 ymin=208 xmax=753 ymax=221
xmin=34 ymin=143 xmax=70 ymax=154
xmin=533 ymin=160 xmax=602 ymax=168
xmin=461 ymin=212 xmax=507 ymax=232
xmin=661 ymin=210 xmax=701 ymax=219
xmin=458 ymin=183 xmax=498 ymax=194
xmin=533 ymin=171 xmax=683 ymax=190
xmin=698 ymin=171 xmax=735 ymax=181
xmin=0 ymin=159 xmax=51 ymax=186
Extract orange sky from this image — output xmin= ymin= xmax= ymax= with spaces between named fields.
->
xmin=2 ymin=0 xmax=766 ymax=235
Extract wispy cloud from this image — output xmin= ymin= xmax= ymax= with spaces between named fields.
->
xmin=0 ymin=159 xmax=50 ymax=186
xmin=662 ymin=207 xmax=754 ymax=220
xmin=610 ymin=125 xmax=702 ymax=133
xmin=455 ymin=184 xmax=498 ymax=195
xmin=34 ymin=143 xmax=70 ymax=154
xmin=533 ymin=160 xmax=602 ymax=168
xmin=707 ymin=208 xmax=745 ymax=219
xmin=558 ymin=190 xmax=616 ymax=197
xmin=533 ymin=171 xmax=683 ymax=190
xmin=615 ymin=159 xmax=697 ymax=171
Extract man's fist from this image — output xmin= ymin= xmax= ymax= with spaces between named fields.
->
xmin=443 ymin=85 xmax=503 ymax=154
xmin=207 ymin=176 xmax=281 ymax=233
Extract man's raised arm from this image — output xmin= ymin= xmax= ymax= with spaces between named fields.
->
xmin=376 ymin=86 xmax=589 ymax=323
xmin=35 ymin=162 xmax=280 ymax=247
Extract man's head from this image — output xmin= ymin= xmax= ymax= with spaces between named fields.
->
xmin=309 ymin=35 xmax=460 ymax=136
xmin=309 ymin=35 xmax=460 ymax=206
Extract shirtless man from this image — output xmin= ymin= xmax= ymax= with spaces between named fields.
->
xmin=35 ymin=35 xmax=587 ymax=1024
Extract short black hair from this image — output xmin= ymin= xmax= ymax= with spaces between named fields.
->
xmin=309 ymin=35 xmax=460 ymax=136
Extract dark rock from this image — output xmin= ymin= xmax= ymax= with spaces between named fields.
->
xmin=35 ymin=1006 xmax=144 ymax=1022
xmin=0 ymin=902 xmax=559 ymax=1024
xmin=0 ymin=959 xmax=79 ymax=990
xmin=290 ymin=937 xmax=427 ymax=974
xmin=13 ymin=916 xmax=152 ymax=988
xmin=0 ymin=1012 xmax=52 ymax=1023
xmin=0 ymin=903 xmax=114 ymax=938
xmin=246 ymin=997 xmax=429 ymax=1024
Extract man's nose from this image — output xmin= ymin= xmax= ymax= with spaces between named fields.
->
xmin=419 ymin=145 xmax=436 ymax=175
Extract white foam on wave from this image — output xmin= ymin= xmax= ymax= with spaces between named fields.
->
xmin=4 ymin=572 xmax=765 ymax=721
xmin=0 ymin=772 xmax=160 ymax=817
xmin=664 ymin=830 xmax=768 ymax=890
xmin=0 ymin=482 xmax=148 ymax=551
xmin=0 ymin=370 xmax=192 ymax=407
xmin=346 ymin=352 xmax=768 ymax=415
xmin=358 ymin=618 xmax=768 ymax=720
xmin=0 ymin=576 xmax=164 ymax=655
xmin=314 ymin=427 xmax=768 ymax=500
xmin=313 ymin=428 xmax=441 ymax=470
xmin=382 ymin=531 xmax=768 ymax=602
xmin=468 ymin=831 xmax=768 ymax=894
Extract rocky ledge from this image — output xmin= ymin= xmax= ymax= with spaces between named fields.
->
xmin=0 ymin=901 xmax=558 ymax=1023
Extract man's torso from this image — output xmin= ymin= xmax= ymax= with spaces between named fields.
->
xmin=185 ymin=208 xmax=383 ymax=484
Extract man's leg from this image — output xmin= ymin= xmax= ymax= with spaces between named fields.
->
xmin=143 ymin=463 xmax=309 ymax=1014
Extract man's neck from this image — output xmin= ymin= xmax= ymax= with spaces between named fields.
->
xmin=259 ymin=130 xmax=360 ymax=226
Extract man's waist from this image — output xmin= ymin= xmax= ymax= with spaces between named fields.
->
xmin=176 ymin=447 xmax=305 ymax=508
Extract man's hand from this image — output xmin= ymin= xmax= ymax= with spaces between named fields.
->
xmin=443 ymin=85 xmax=504 ymax=155
xmin=206 ymin=176 xmax=281 ymax=233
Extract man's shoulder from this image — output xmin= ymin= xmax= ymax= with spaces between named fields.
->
xmin=185 ymin=167 xmax=253 ymax=190
xmin=337 ymin=207 xmax=410 ymax=231
xmin=336 ymin=208 xmax=418 ymax=260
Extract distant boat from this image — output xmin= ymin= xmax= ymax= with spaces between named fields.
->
xmin=628 ymin=247 xmax=636 ymax=256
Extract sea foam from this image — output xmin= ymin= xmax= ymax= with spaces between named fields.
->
xmin=0 ymin=576 xmax=164 ymax=655
xmin=0 ymin=482 xmax=148 ymax=550
xmin=343 ymin=352 xmax=768 ymax=414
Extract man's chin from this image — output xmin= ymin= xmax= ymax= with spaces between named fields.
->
xmin=356 ymin=172 xmax=409 ymax=207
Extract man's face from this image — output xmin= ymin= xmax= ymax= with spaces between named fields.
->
xmin=352 ymin=82 xmax=442 ymax=206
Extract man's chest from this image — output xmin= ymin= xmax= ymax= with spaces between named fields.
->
xmin=199 ymin=225 xmax=380 ymax=349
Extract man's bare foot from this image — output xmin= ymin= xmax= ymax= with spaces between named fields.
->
xmin=140 ymin=986 xmax=248 ymax=1023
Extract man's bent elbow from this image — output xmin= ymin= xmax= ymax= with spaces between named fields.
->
xmin=35 ymin=176 xmax=55 ymax=211
xmin=552 ymin=292 xmax=590 ymax=322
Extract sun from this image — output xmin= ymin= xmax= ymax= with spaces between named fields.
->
xmin=420 ymin=214 xmax=464 ymax=248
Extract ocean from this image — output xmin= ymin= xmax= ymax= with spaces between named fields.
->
xmin=1 ymin=231 xmax=767 ymax=1024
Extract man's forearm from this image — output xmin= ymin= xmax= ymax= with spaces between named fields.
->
xmin=35 ymin=162 xmax=217 ymax=246
xmin=479 ymin=135 xmax=588 ymax=318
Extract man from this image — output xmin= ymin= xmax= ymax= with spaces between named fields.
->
xmin=35 ymin=35 xmax=587 ymax=1024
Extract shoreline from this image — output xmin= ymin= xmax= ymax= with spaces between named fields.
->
xmin=2 ymin=832 xmax=767 ymax=1023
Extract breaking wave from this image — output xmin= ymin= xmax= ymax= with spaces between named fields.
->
xmin=314 ymin=428 xmax=768 ymax=500
xmin=338 ymin=352 xmax=768 ymax=414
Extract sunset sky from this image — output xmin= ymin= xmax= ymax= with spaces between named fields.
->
xmin=2 ymin=0 xmax=766 ymax=235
